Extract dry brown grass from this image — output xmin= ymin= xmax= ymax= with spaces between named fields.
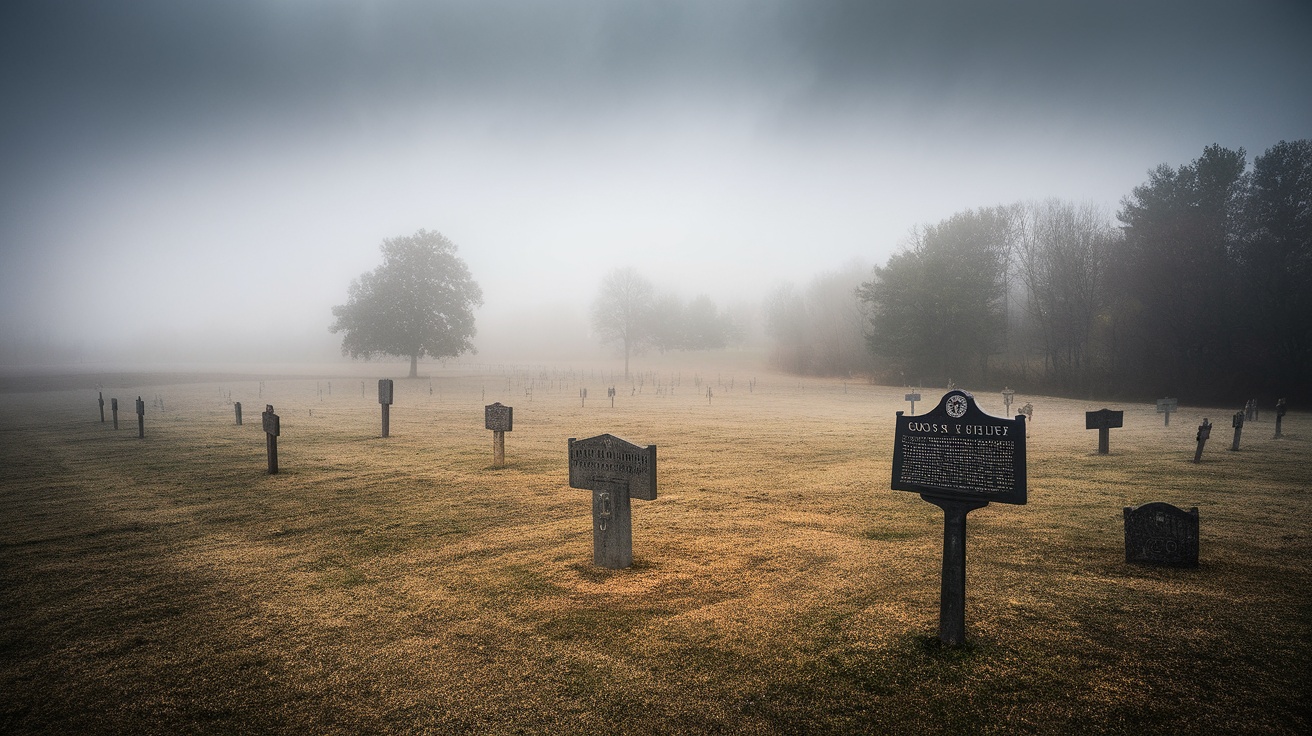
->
xmin=1 ymin=363 xmax=1308 ymax=734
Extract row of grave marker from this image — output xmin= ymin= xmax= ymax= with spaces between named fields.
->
xmin=1085 ymin=397 xmax=1288 ymax=460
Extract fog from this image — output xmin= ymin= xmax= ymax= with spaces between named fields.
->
xmin=2 ymin=0 xmax=1309 ymax=366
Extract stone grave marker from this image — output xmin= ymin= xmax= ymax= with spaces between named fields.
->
xmin=1123 ymin=502 xmax=1198 ymax=567
xmin=568 ymin=434 xmax=657 ymax=569
xmin=1001 ymin=388 xmax=1015 ymax=415
xmin=892 ymin=390 xmax=1027 ymax=645
xmin=98 ymin=392 xmax=105 ymax=423
xmin=235 ymin=401 xmax=243 ymax=426
xmin=1230 ymin=410 xmax=1244 ymax=451
xmin=608 ymin=386 xmax=616 ymax=407
xmin=262 ymin=404 xmax=280 ymax=474
xmin=135 ymin=396 xmax=145 ymax=438
xmin=378 ymin=379 xmax=394 ymax=437
xmin=111 ymin=398 xmax=119 ymax=429
xmin=1245 ymin=398 xmax=1256 ymax=422
xmin=1193 ymin=418 xmax=1212 ymax=463
xmin=485 ymin=402 xmax=512 ymax=466
xmin=1275 ymin=398 xmax=1287 ymax=438
xmin=1085 ymin=408 xmax=1124 ymax=455
xmin=904 ymin=390 xmax=922 ymax=415
xmin=1156 ymin=397 xmax=1178 ymax=426
xmin=580 ymin=387 xmax=588 ymax=407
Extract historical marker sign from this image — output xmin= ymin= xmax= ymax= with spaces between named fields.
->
xmin=1124 ymin=502 xmax=1198 ymax=567
xmin=1085 ymin=409 xmax=1124 ymax=455
xmin=893 ymin=390 xmax=1027 ymax=505
xmin=891 ymin=390 xmax=1026 ymax=646
xmin=568 ymin=434 xmax=657 ymax=569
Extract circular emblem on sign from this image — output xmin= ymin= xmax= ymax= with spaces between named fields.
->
xmin=946 ymin=395 xmax=968 ymax=418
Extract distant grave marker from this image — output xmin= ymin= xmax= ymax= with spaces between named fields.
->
xmin=1020 ymin=403 xmax=1033 ymax=421
xmin=1230 ymin=410 xmax=1244 ymax=451
xmin=1245 ymin=399 xmax=1257 ymax=422
xmin=1274 ymin=398 xmax=1287 ymax=438
xmin=1124 ymin=502 xmax=1198 ymax=567
xmin=1156 ymin=397 xmax=1178 ymax=426
xmin=235 ymin=401 xmax=243 ymax=426
xmin=111 ymin=398 xmax=119 ymax=430
xmin=892 ymin=390 xmax=1027 ymax=646
xmin=378 ymin=379 xmax=394 ymax=437
xmin=608 ymin=386 xmax=616 ymax=407
xmin=904 ymin=390 xmax=922 ymax=415
xmin=135 ymin=397 xmax=145 ymax=438
xmin=580 ymin=387 xmax=588 ymax=407
xmin=1001 ymin=388 xmax=1015 ymax=415
xmin=1193 ymin=418 xmax=1212 ymax=463
xmin=1085 ymin=409 xmax=1124 ymax=455
xmin=98 ymin=392 xmax=105 ymax=423
xmin=485 ymin=402 xmax=512 ymax=466
xmin=568 ymin=434 xmax=657 ymax=569
xmin=262 ymin=404 xmax=280 ymax=474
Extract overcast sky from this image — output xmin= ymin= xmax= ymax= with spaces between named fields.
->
xmin=2 ymin=0 xmax=1309 ymax=363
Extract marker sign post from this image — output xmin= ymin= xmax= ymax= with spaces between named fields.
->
xmin=262 ymin=404 xmax=280 ymax=474
xmin=1085 ymin=409 xmax=1124 ymax=455
xmin=1002 ymin=388 xmax=1016 ymax=415
xmin=135 ymin=397 xmax=145 ymax=438
xmin=234 ymin=401 xmax=242 ymax=426
xmin=568 ymin=434 xmax=657 ymax=569
xmin=98 ymin=392 xmax=105 ymax=423
xmin=485 ymin=402 xmax=512 ymax=466
xmin=905 ymin=391 xmax=922 ymax=415
xmin=1157 ymin=397 xmax=1178 ymax=426
xmin=892 ymin=390 xmax=1027 ymax=646
xmin=378 ymin=379 xmax=394 ymax=437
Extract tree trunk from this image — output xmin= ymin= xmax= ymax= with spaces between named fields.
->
xmin=409 ymin=354 xmax=418 ymax=378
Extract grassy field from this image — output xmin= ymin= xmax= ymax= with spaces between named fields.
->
xmin=1 ymin=362 xmax=1308 ymax=734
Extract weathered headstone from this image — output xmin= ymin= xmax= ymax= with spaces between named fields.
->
xmin=580 ymin=387 xmax=588 ymax=407
xmin=1001 ymin=388 xmax=1015 ymax=415
xmin=262 ymin=404 xmax=280 ymax=474
xmin=1193 ymin=418 xmax=1212 ymax=463
xmin=378 ymin=379 xmax=394 ymax=437
xmin=111 ymin=398 xmax=119 ymax=430
xmin=1245 ymin=398 xmax=1257 ymax=422
xmin=234 ymin=401 xmax=243 ymax=425
xmin=98 ymin=392 xmax=105 ymax=423
xmin=1123 ymin=502 xmax=1198 ymax=567
xmin=485 ymin=402 xmax=512 ymax=466
xmin=1274 ymin=398 xmax=1287 ymax=438
xmin=1230 ymin=410 xmax=1244 ymax=451
xmin=608 ymin=386 xmax=616 ymax=408
xmin=135 ymin=396 xmax=145 ymax=438
xmin=892 ymin=390 xmax=1027 ymax=646
xmin=1156 ymin=397 xmax=1178 ymax=426
xmin=568 ymin=434 xmax=657 ymax=569
xmin=1085 ymin=409 xmax=1124 ymax=455
xmin=904 ymin=390 xmax=921 ymax=415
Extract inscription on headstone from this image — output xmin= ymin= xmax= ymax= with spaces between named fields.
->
xmin=891 ymin=390 xmax=1027 ymax=646
xmin=1156 ymin=397 xmax=1178 ymax=426
xmin=378 ymin=379 xmax=394 ymax=437
xmin=262 ymin=404 xmax=280 ymax=474
xmin=1230 ymin=410 xmax=1244 ymax=451
xmin=1124 ymin=502 xmax=1198 ymax=567
xmin=1193 ymin=418 xmax=1212 ymax=463
xmin=485 ymin=402 xmax=513 ymax=466
xmin=568 ymin=434 xmax=657 ymax=569
xmin=1085 ymin=409 xmax=1124 ymax=455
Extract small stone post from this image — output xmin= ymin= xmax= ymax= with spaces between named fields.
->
xmin=135 ymin=397 xmax=145 ymax=438
xmin=111 ymin=398 xmax=119 ymax=429
xmin=905 ymin=390 xmax=921 ymax=415
xmin=1194 ymin=418 xmax=1212 ymax=463
xmin=1274 ymin=398 xmax=1287 ymax=438
xmin=235 ymin=401 xmax=243 ymax=425
xmin=1230 ymin=410 xmax=1244 ymax=451
xmin=1085 ymin=409 xmax=1124 ymax=455
xmin=98 ymin=392 xmax=105 ymax=422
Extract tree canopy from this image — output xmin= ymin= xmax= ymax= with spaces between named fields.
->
xmin=330 ymin=230 xmax=483 ymax=377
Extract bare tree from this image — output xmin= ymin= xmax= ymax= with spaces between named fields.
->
xmin=591 ymin=267 xmax=655 ymax=379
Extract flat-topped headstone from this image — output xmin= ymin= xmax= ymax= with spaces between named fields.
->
xmin=1085 ymin=409 xmax=1124 ymax=455
xmin=1124 ymin=502 xmax=1198 ymax=567
xmin=1156 ymin=397 xmax=1178 ymax=426
xmin=568 ymin=433 xmax=657 ymax=569
xmin=892 ymin=390 xmax=1027 ymax=646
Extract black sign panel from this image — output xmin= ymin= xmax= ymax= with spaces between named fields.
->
xmin=892 ymin=390 xmax=1027 ymax=505
xmin=378 ymin=379 xmax=394 ymax=405
xmin=1085 ymin=409 xmax=1124 ymax=429
xmin=484 ymin=402 xmax=513 ymax=432
xmin=569 ymin=434 xmax=657 ymax=501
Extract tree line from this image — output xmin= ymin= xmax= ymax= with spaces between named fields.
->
xmin=792 ymin=141 xmax=1309 ymax=403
